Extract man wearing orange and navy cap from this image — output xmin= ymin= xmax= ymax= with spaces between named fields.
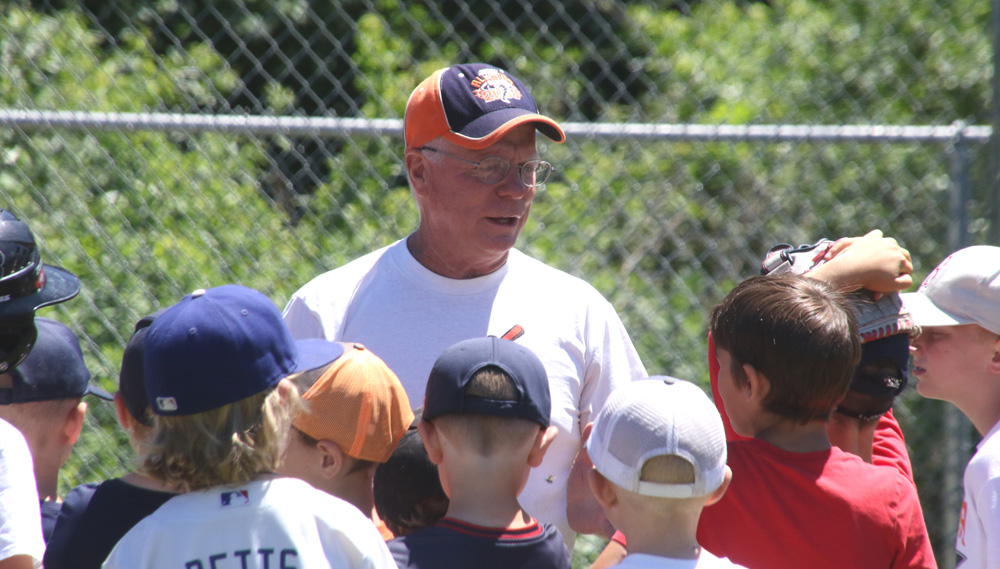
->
xmin=283 ymin=63 xmax=647 ymax=544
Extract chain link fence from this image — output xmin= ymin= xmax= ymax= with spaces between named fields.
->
xmin=0 ymin=1 xmax=993 ymax=566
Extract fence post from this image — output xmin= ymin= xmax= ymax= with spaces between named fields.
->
xmin=939 ymin=121 xmax=975 ymax=569
xmin=990 ymin=0 xmax=1000 ymax=242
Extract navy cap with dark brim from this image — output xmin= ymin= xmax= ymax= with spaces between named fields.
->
xmin=0 ymin=264 xmax=81 ymax=319
xmin=422 ymin=336 xmax=550 ymax=427
xmin=0 ymin=317 xmax=111 ymax=404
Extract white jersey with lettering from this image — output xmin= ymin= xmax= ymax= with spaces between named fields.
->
xmin=102 ymin=477 xmax=394 ymax=569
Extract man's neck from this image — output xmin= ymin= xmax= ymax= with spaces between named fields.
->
xmin=405 ymin=233 xmax=508 ymax=279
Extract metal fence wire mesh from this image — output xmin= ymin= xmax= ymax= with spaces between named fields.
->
xmin=0 ymin=0 xmax=993 ymax=566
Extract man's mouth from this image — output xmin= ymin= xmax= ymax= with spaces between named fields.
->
xmin=488 ymin=216 xmax=518 ymax=225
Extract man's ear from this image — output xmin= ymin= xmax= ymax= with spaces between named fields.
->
xmin=417 ymin=419 xmax=444 ymax=465
xmin=405 ymin=149 xmax=430 ymax=196
xmin=704 ymin=465 xmax=733 ymax=507
xmin=316 ymin=440 xmax=345 ymax=479
xmin=527 ymin=425 xmax=559 ymax=467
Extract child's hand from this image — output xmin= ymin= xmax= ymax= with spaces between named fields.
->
xmin=810 ymin=230 xmax=913 ymax=293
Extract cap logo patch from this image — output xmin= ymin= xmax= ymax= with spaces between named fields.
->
xmin=156 ymin=396 xmax=178 ymax=412
xmin=470 ymin=69 xmax=522 ymax=105
xmin=919 ymin=252 xmax=955 ymax=291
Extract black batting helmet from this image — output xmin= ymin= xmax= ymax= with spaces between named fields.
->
xmin=0 ymin=210 xmax=81 ymax=372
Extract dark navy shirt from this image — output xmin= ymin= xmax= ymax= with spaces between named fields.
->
xmin=43 ymin=478 xmax=176 ymax=569
xmin=388 ymin=517 xmax=571 ymax=569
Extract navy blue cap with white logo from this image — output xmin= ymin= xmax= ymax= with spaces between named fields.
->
xmin=143 ymin=285 xmax=344 ymax=416
xmin=422 ymin=336 xmax=550 ymax=427
xmin=0 ymin=317 xmax=112 ymax=404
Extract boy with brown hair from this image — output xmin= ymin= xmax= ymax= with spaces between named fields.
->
xmin=586 ymin=377 xmax=745 ymax=568
xmin=903 ymin=245 xmax=1000 ymax=569
xmin=279 ymin=341 xmax=414 ymax=539
xmin=388 ymin=337 xmax=570 ymax=569
xmin=699 ymin=274 xmax=936 ymax=569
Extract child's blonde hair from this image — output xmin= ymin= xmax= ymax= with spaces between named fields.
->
xmin=142 ymin=383 xmax=300 ymax=491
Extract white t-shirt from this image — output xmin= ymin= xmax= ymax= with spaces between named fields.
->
xmin=283 ymin=239 xmax=647 ymax=541
xmin=956 ymin=418 xmax=1000 ymax=569
xmin=0 ymin=417 xmax=44 ymax=567
xmin=103 ymin=477 xmax=394 ymax=568
xmin=614 ymin=551 xmax=748 ymax=569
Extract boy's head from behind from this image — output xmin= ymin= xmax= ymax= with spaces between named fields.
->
xmin=585 ymin=377 xmax=730 ymax=543
xmin=280 ymin=342 xmax=414 ymax=498
xmin=587 ymin=377 xmax=728 ymax=500
xmin=710 ymin=274 xmax=861 ymax=424
xmin=374 ymin=422 xmax=449 ymax=537
xmin=140 ymin=285 xmax=343 ymax=491
xmin=422 ymin=336 xmax=552 ymax=455
xmin=419 ymin=337 xmax=557 ymax=504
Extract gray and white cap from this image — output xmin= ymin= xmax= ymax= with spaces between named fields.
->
xmin=586 ymin=376 xmax=727 ymax=499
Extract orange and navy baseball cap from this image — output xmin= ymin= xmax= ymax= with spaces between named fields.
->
xmin=293 ymin=343 xmax=414 ymax=463
xmin=403 ymin=63 xmax=566 ymax=150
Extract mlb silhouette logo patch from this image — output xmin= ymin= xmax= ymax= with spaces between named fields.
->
xmin=220 ymin=489 xmax=250 ymax=507
xmin=156 ymin=396 xmax=178 ymax=412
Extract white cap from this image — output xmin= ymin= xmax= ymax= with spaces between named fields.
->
xmin=901 ymin=246 xmax=1000 ymax=336
xmin=586 ymin=376 xmax=726 ymax=499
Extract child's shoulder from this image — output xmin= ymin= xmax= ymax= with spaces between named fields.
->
xmin=965 ymin=420 xmax=1000 ymax=482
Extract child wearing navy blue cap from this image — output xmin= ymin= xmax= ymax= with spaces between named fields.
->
xmin=387 ymin=336 xmax=570 ymax=569
xmin=102 ymin=285 xmax=394 ymax=569
xmin=0 ymin=317 xmax=113 ymax=542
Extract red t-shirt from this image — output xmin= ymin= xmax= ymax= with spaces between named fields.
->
xmin=611 ymin=334 xmax=933 ymax=569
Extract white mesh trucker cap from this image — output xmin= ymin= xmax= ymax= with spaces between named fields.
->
xmin=586 ymin=376 xmax=727 ymax=498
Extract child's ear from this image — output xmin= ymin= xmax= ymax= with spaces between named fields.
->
xmin=586 ymin=467 xmax=618 ymax=510
xmin=316 ymin=440 xmax=346 ymax=479
xmin=527 ymin=426 xmax=559 ymax=467
xmin=704 ymin=465 xmax=733 ymax=507
xmin=417 ymin=419 xmax=444 ymax=465
xmin=113 ymin=392 xmax=131 ymax=430
xmin=63 ymin=401 xmax=87 ymax=445
xmin=742 ymin=363 xmax=769 ymax=403
xmin=989 ymin=335 xmax=1000 ymax=374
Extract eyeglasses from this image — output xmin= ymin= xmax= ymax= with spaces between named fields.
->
xmin=418 ymin=146 xmax=553 ymax=187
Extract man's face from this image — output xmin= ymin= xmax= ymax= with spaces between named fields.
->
xmin=910 ymin=324 xmax=998 ymax=404
xmin=411 ymin=125 xmax=540 ymax=276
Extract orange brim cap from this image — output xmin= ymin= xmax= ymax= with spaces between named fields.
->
xmin=294 ymin=343 xmax=414 ymax=463
xmin=403 ymin=63 xmax=565 ymax=150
